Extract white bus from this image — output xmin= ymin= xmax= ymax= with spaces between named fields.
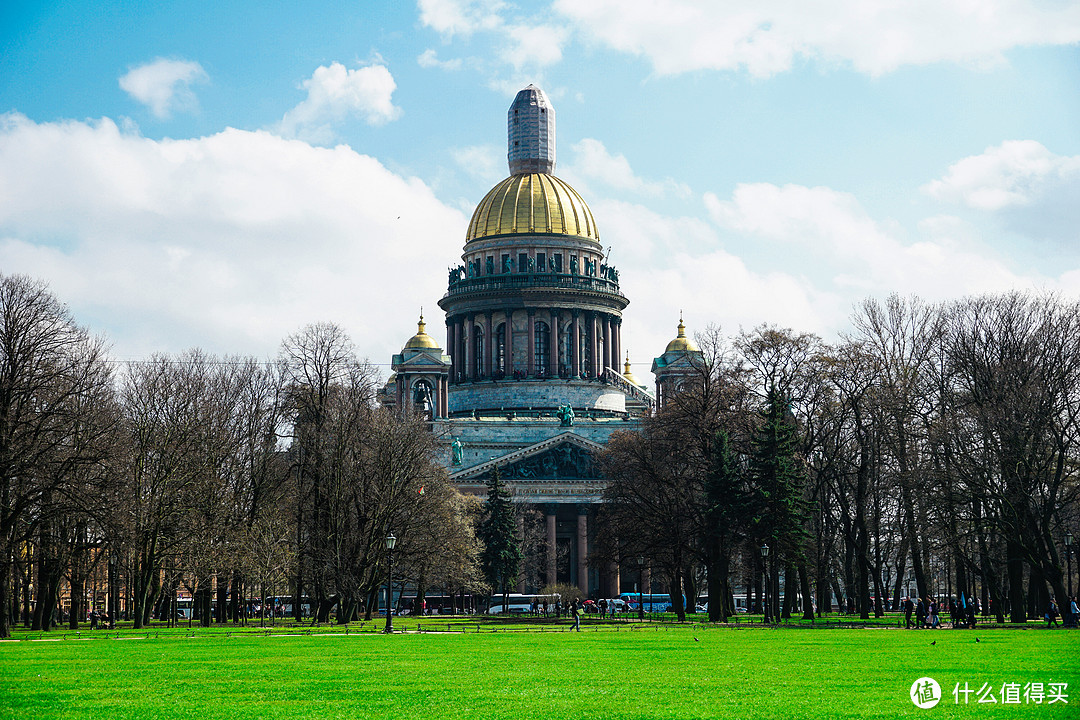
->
xmin=486 ymin=593 xmax=559 ymax=614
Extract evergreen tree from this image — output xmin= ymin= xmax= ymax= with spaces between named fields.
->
xmin=479 ymin=465 xmax=521 ymax=611
xmin=748 ymin=389 xmax=810 ymax=620
xmin=705 ymin=430 xmax=749 ymax=621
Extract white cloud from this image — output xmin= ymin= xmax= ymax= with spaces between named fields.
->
xmin=119 ymin=58 xmax=208 ymax=118
xmin=450 ymin=144 xmax=504 ymax=182
xmin=418 ymin=0 xmax=505 ymax=36
xmin=418 ymin=49 xmax=463 ymax=71
xmin=0 ymin=113 xmax=466 ymax=365
xmin=569 ymin=139 xmax=691 ymax=199
xmin=923 ymin=140 xmax=1080 ymax=210
xmin=500 ymin=24 xmax=568 ymax=69
xmin=704 ymin=182 xmax=1037 ymax=299
xmin=552 ymin=0 xmax=1080 ymax=77
xmin=279 ymin=62 xmax=403 ymax=144
xmin=586 ymin=197 xmax=842 ymax=371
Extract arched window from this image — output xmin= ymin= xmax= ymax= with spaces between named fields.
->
xmin=472 ymin=326 xmax=483 ymax=379
xmin=496 ymin=323 xmax=507 ymax=377
xmin=534 ymin=321 xmax=549 ymax=376
xmin=412 ymin=379 xmax=434 ymax=417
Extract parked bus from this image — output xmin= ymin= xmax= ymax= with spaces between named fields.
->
xmin=619 ymin=592 xmax=679 ymax=613
xmin=486 ymin=593 xmax=559 ymax=614
xmin=398 ymin=595 xmax=477 ymax=615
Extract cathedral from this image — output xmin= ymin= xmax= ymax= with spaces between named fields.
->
xmin=383 ymin=86 xmax=702 ymax=597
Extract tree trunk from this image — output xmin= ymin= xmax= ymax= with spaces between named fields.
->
xmin=798 ymin=564 xmax=814 ymax=620
xmin=216 ymin=573 xmax=228 ymax=624
xmin=684 ymin=565 xmax=697 ymax=613
xmin=707 ymin=536 xmax=728 ymax=622
xmin=68 ymin=574 xmax=84 ymax=631
xmin=1007 ymin=538 xmax=1026 ymax=623
xmin=363 ymin=586 xmax=376 ymax=621
xmin=670 ymin=566 xmax=686 ymax=621
xmin=781 ymin=564 xmax=794 ymax=619
xmin=0 ymin=559 xmax=11 ymax=638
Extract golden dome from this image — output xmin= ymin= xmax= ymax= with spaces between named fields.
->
xmin=665 ymin=315 xmax=699 ymax=353
xmin=622 ymin=353 xmax=642 ymax=386
xmin=466 ymin=173 xmax=599 ymax=243
xmin=404 ymin=314 xmax=440 ymax=350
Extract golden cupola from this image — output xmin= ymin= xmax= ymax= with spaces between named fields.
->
xmin=622 ymin=353 xmax=642 ymax=387
xmin=404 ymin=314 xmax=440 ymax=350
xmin=466 ymin=173 xmax=599 ymax=243
xmin=664 ymin=315 xmax=699 ymax=353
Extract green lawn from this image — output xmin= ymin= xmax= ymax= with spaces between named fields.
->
xmin=1 ymin=622 xmax=1076 ymax=719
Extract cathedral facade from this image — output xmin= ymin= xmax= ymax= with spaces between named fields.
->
xmin=385 ymin=86 xmax=698 ymax=597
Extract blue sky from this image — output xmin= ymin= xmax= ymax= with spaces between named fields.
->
xmin=2 ymin=0 xmax=1079 ymax=378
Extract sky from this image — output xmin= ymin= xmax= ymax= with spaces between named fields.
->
xmin=1 ymin=0 xmax=1079 ymax=383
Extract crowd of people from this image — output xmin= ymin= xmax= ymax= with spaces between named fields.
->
xmin=900 ymin=594 xmax=1080 ymax=629
xmin=526 ymin=596 xmax=629 ymax=621
xmin=901 ymin=595 xmax=980 ymax=629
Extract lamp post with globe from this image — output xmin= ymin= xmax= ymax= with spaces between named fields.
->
xmin=1066 ymin=532 xmax=1074 ymax=600
xmin=1066 ymin=532 xmax=1074 ymax=626
xmin=761 ymin=543 xmax=770 ymax=624
xmin=637 ymin=556 xmax=645 ymax=621
xmin=385 ymin=533 xmax=397 ymax=634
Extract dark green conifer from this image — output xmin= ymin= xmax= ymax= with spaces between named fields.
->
xmin=479 ymin=464 xmax=522 ymax=612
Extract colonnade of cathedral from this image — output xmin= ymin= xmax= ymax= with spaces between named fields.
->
xmin=445 ymin=309 xmax=622 ymax=383
xmin=512 ymin=503 xmax=651 ymax=597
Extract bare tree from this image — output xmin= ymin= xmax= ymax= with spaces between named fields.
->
xmin=944 ymin=293 xmax=1080 ymax=622
xmin=0 ymin=274 xmax=114 ymax=637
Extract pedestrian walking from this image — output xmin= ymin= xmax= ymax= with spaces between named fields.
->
xmin=1046 ymin=599 xmax=1060 ymax=628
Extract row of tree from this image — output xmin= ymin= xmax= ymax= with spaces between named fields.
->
xmin=598 ymin=293 xmax=1080 ymax=623
xmin=0 ymin=274 xmax=484 ymax=637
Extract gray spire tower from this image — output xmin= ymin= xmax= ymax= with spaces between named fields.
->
xmin=507 ymin=84 xmax=556 ymax=175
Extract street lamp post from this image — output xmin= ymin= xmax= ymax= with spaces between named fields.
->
xmin=761 ymin=543 xmax=770 ymax=624
xmin=1066 ymin=533 xmax=1074 ymax=600
xmin=1066 ymin=533 xmax=1074 ymax=627
xmin=385 ymin=533 xmax=397 ymax=634
xmin=637 ymin=556 xmax=645 ymax=621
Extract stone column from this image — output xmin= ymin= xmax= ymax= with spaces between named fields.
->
xmin=545 ymin=507 xmax=557 ymax=585
xmin=550 ymin=310 xmax=560 ymax=376
xmin=614 ymin=318 xmax=622 ymax=377
xmin=446 ymin=320 xmax=456 ymax=384
xmin=505 ymin=309 xmax=515 ymax=375
xmin=464 ymin=314 xmax=475 ymax=381
xmin=516 ymin=515 xmax=526 ymax=593
xmin=588 ymin=312 xmax=599 ymax=378
xmin=642 ymin=565 xmax=652 ymax=595
xmin=571 ymin=312 xmax=581 ymax=378
xmin=609 ymin=560 xmax=620 ymax=597
xmin=527 ymin=309 xmax=536 ymax=377
xmin=602 ymin=314 xmax=612 ymax=374
xmin=577 ymin=506 xmax=589 ymax=594
xmin=460 ymin=317 xmax=468 ymax=382
xmin=484 ymin=312 xmax=493 ymax=379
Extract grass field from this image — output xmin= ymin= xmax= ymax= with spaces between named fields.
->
xmin=1 ymin=620 xmax=1077 ymax=719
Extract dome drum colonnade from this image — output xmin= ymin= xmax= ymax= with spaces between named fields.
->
xmin=441 ymin=179 xmax=628 ymax=404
